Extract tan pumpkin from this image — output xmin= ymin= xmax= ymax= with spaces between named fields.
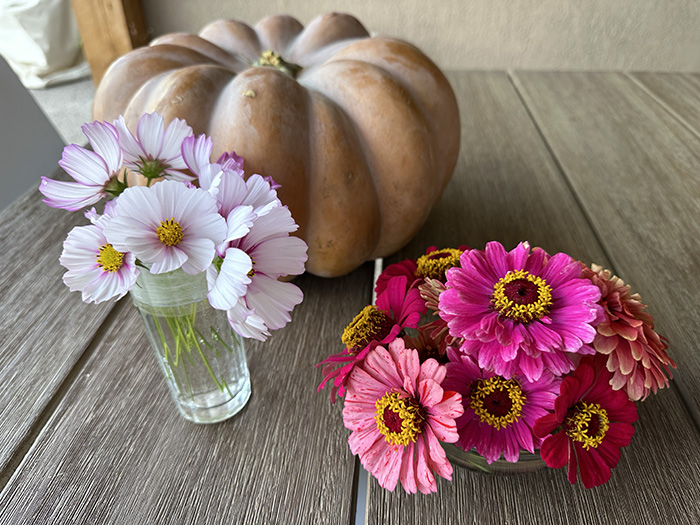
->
xmin=93 ymin=12 xmax=460 ymax=277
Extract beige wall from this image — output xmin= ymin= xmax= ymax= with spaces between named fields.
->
xmin=142 ymin=1 xmax=700 ymax=71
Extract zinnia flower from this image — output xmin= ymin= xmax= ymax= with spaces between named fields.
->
xmin=374 ymin=245 xmax=467 ymax=297
xmin=439 ymin=241 xmax=602 ymax=382
xmin=41 ymin=120 xmax=124 ymax=210
xmin=533 ymin=357 xmax=638 ymax=489
xmin=113 ymin=113 xmax=193 ymax=182
xmin=60 ymin=215 xmax=139 ymax=303
xmin=583 ymin=264 xmax=675 ymax=401
xmin=443 ymin=348 xmax=560 ymax=463
xmin=213 ymin=205 xmax=308 ymax=341
xmin=342 ymin=338 xmax=463 ymax=493
xmin=104 ymin=180 xmax=227 ymax=275
xmin=317 ymin=275 xmax=425 ymax=402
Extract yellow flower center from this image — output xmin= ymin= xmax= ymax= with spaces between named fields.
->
xmin=341 ymin=305 xmax=391 ymax=352
xmin=416 ymin=248 xmax=464 ymax=280
xmin=492 ymin=270 xmax=552 ymax=323
xmin=375 ymin=392 xmax=424 ymax=447
xmin=156 ymin=218 xmax=183 ymax=246
xmin=565 ymin=402 xmax=610 ymax=450
xmin=247 ymin=256 xmax=257 ymax=277
xmin=95 ymin=243 xmax=125 ymax=273
xmin=470 ymin=376 xmax=526 ymax=429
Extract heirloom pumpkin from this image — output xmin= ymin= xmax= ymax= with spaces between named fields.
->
xmin=93 ymin=12 xmax=460 ymax=277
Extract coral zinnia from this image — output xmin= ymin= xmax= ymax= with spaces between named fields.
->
xmin=342 ymin=338 xmax=463 ymax=493
xmin=533 ymin=357 xmax=638 ymax=488
xmin=443 ymin=348 xmax=560 ymax=463
xmin=439 ymin=241 xmax=602 ymax=382
xmin=317 ymin=275 xmax=424 ymax=402
xmin=582 ymin=264 xmax=675 ymax=401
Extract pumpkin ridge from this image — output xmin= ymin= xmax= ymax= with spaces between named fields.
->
xmin=93 ymin=13 xmax=460 ymax=277
xmin=301 ymin=59 xmax=437 ymax=258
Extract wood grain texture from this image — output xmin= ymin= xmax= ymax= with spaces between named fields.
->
xmin=366 ymin=72 xmax=700 ymax=524
xmin=0 ymin=267 xmax=373 ymax=524
xmin=512 ymin=71 xmax=700 ymax=421
xmin=630 ymin=73 xmax=700 ymax=134
xmin=71 ymin=0 xmax=149 ymax=84
xmin=0 ymin=171 xmax=114 ymax=481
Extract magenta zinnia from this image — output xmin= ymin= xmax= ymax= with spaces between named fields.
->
xmin=582 ymin=264 xmax=675 ymax=401
xmin=317 ymin=275 xmax=424 ymax=402
xmin=342 ymin=338 xmax=463 ymax=494
xmin=534 ymin=357 xmax=638 ymax=489
xmin=443 ymin=348 xmax=560 ymax=463
xmin=439 ymin=241 xmax=602 ymax=382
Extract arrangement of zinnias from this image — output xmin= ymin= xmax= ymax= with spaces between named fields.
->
xmin=317 ymin=243 xmax=676 ymax=492
xmin=40 ymin=112 xmax=308 ymax=341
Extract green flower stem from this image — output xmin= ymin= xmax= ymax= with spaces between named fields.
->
xmin=149 ymin=302 xmax=237 ymax=398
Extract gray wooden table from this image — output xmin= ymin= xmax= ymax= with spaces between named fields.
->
xmin=1 ymin=72 xmax=699 ymax=524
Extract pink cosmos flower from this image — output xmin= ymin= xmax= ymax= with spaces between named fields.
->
xmin=212 ymin=205 xmax=308 ymax=341
xmin=104 ymin=180 xmax=226 ymax=275
xmin=582 ymin=264 xmax=675 ymax=401
xmin=343 ymin=338 xmax=463 ymax=494
xmin=113 ymin=113 xmax=193 ymax=182
xmin=41 ymin=120 xmax=123 ymax=211
xmin=534 ymin=357 xmax=638 ymax=489
xmin=317 ymin=275 xmax=425 ymax=402
xmin=439 ymin=242 xmax=602 ymax=382
xmin=60 ymin=215 xmax=139 ymax=303
xmin=442 ymin=348 xmax=560 ymax=463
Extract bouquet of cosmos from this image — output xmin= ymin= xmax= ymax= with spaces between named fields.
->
xmin=39 ymin=111 xmax=308 ymax=341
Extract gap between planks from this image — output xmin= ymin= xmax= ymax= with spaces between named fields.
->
xmin=0 ymin=298 xmax=126 ymax=492
xmin=625 ymin=72 xmax=700 ymax=144
xmin=507 ymin=70 xmax=700 ymax=435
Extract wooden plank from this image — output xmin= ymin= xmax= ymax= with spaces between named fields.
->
xmin=0 ymin=264 xmax=372 ymax=523
xmin=0 ymin=171 xmax=114 ymax=482
xmin=630 ymin=73 xmax=700 ymax=135
xmin=71 ymin=0 xmax=149 ymax=85
xmin=511 ymin=71 xmax=700 ymax=419
xmin=366 ymin=72 xmax=700 ymax=524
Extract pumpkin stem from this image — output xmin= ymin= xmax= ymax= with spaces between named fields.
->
xmin=253 ymin=50 xmax=302 ymax=79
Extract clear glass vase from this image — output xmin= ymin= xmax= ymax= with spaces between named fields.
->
xmin=130 ymin=268 xmax=251 ymax=424
xmin=443 ymin=444 xmax=547 ymax=474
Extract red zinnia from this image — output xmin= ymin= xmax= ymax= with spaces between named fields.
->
xmin=317 ymin=275 xmax=424 ymax=402
xmin=533 ymin=357 xmax=638 ymax=488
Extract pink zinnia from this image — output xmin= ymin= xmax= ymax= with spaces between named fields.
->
xmin=442 ymin=348 xmax=560 ymax=463
xmin=439 ymin=241 xmax=602 ymax=382
xmin=343 ymin=338 xmax=463 ymax=494
xmin=317 ymin=275 xmax=424 ymax=402
xmin=582 ymin=264 xmax=675 ymax=401
xmin=374 ymin=245 xmax=468 ymax=297
xmin=534 ymin=357 xmax=638 ymax=489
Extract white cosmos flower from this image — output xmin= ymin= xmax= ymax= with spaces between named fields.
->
xmin=217 ymin=205 xmax=308 ymax=340
xmin=113 ymin=113 xmax=193 ymax=182
xmin=60 ymin=215 xmax=139 ymax=304
xmin=104 ymin=180 xmax=226 ymax=275
xmin=41 ymin=120 xmax=123 ymax=211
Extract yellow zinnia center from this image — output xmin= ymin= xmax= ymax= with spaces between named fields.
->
xmin=470 ymin=376 xmax=526 ymax=429
xmin=492 ymin=270 xmax=552 ymax=323
xmin=415 ymin=248 xmax=464 ymax=280
xmin=375 ymin=392 xmax=424 ymax=447
xmin=156 ymin=218 xmax=183 ymax=246
xmin=95 ymin=243 xmax=125 ymax=273
xmin=341 ymin=305 xmax=391 ymax=352
xmin=565 ymin=402 xmax=609 ymax=450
